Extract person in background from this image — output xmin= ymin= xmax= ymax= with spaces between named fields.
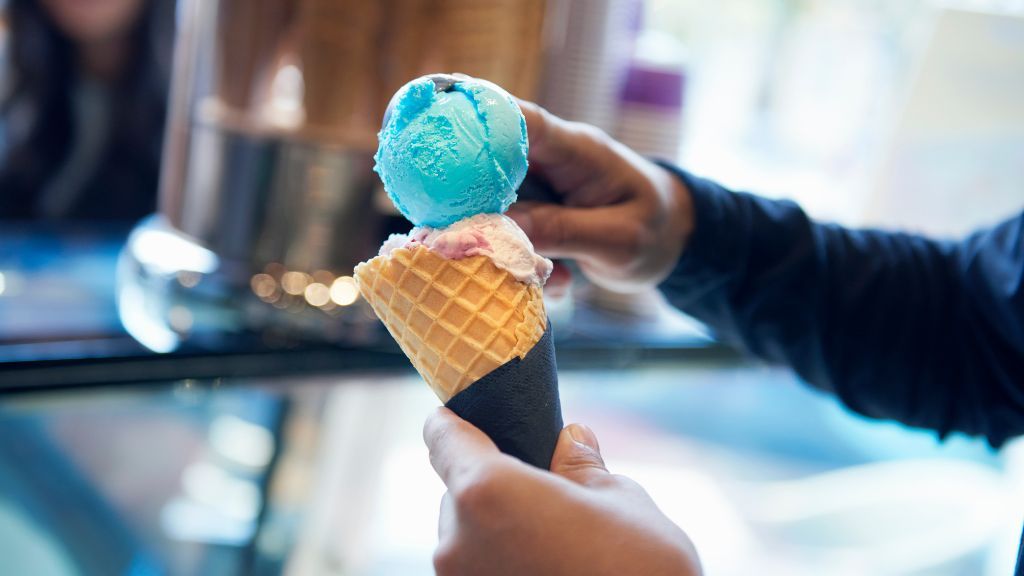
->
xmin=0 ymin=0 xmax=174 ymax=221
xmin=423 ymin=101 xmax=1024 ymax=575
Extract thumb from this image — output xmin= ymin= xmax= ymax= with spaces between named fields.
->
xmin=424 ymin=408 xmax=503 ymax=490
xmin=508 ymin=202 xmax=627 ymax=261
xmin=550 ymin=423 xmax=610 ymax=486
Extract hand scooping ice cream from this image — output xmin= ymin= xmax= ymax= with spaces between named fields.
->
xmin=355 ymin=74 xmax=561 ymax=469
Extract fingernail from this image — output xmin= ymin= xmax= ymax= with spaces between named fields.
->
xmin=567 ymin=424 xmax=600 ymax=452
xmin=506 ymin=208 xmax=532 ymax=236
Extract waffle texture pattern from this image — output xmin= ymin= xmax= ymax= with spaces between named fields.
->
xmin=355 ymin=245 xmax=546 ymax=401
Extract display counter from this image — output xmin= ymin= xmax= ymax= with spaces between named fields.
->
xmin=0 ymin=227 xmax=1015 ymax=576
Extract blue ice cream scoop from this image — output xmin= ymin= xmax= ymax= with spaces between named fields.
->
xmin=374 ymin=74 xmax=529 ymax=228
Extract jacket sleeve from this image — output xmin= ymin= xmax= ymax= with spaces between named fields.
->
xmin=659 ymin=166 xmax=1024 ymax=446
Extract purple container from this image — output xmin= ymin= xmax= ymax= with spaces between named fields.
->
xmin=621 ymin=66 xmax=686 ymax=110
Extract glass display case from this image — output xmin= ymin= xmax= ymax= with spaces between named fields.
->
xmin=4 ymin=359 xmax=1021 ymax=575
xmin=2 ymin=226 xmax=1021 ymax=576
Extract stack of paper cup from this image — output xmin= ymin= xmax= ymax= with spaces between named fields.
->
xmin=380 ymin=0 xmax=547 ymax=102
xmin=435 ymin=0 xmax=547 ymax=99
xmin=297 ymin=0 xmax=384 ymax=139
xmin=538 ymin=0 xmax=642 ymax=133
xmin=213 ymin=0 xmax=296 ymax=111
xmin=614 ymin=30 xmax=688 ymax=161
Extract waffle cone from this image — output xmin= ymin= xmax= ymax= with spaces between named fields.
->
xmin=354 ymin=245 xmax=547 ymax=402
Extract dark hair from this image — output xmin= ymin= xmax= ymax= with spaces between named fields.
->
xmin=0 ymin=0 xmax=176 ymax=221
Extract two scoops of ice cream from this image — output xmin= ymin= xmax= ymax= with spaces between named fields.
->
xmin=353 ymin=75 xmax=562 ymax=468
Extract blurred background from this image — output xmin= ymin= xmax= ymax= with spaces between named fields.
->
xmin=1 ymin=0 xmax=1023 ymax=574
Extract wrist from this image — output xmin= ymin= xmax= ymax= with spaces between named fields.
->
xmin=647 ymin=162 xmax=695 ymax=285
xmin=666 ymin=166 xmax=695 ymax=257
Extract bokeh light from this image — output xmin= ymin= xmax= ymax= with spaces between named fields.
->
xmin=250 ymin=273 xmax=279 ymax=301
xmin=304 ymin=282 xmax=331 ymax=307
xmin=330 ymin=276 xmax=359 ymax=306
xmin=281 ymin=271 xmax=310 ymax=296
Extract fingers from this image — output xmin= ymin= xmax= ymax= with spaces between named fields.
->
xmin=516 ymin=99 xmax=579 ymax=170
xmin=508 ymin=202 xmax=640 ymax=263
xmin=424 ymin=408 xmax=502 ymax=490
xmin=516 ymin=99 xmax=620 ymax=196
xmin=545 ymin=261 xmax=572 ymax=299
xmin=550 ymin=423 xmax=610 ymax=486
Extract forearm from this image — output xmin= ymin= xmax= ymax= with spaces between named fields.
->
xmin=660 ymin=167 xmax=1024 ymax=445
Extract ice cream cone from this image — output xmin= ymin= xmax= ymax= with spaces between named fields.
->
xmin=354 ymin=245 xmax=546 ymax=402
xmin=359 ymin=74 xmax=561 ymax=468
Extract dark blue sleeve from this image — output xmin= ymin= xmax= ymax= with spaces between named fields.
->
xmin=659 ymin=167 xmax=1024 ymax=447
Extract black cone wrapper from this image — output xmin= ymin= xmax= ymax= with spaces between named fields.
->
xmin=444 ymin=323 xmax=562 ymax=469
